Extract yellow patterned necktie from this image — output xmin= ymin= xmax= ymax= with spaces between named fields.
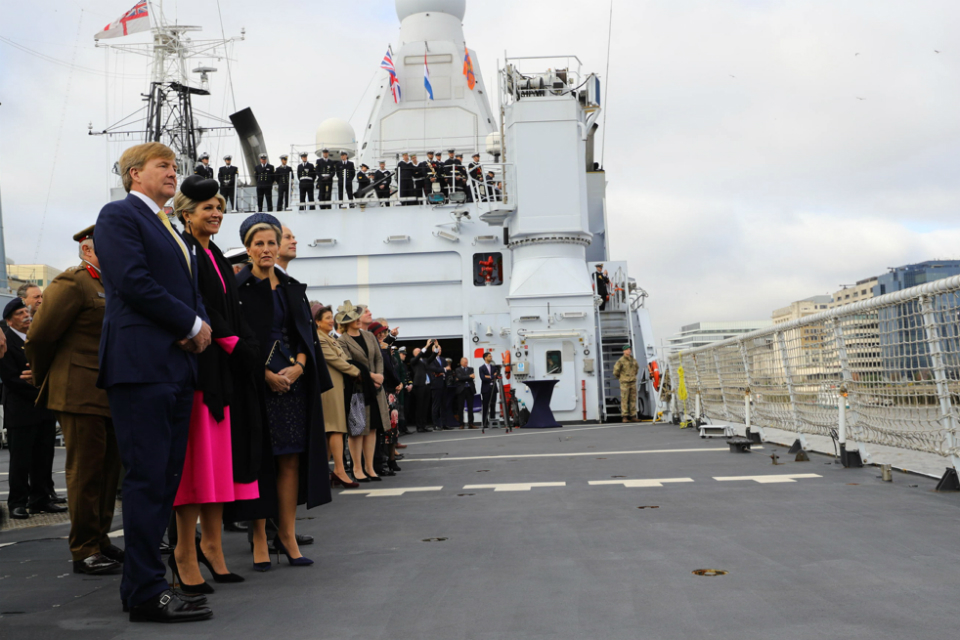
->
xmin=156 ymin=211 xmax=191 ymax=275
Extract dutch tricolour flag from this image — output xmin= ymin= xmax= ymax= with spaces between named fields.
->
xmin=424 ymin=52 xmax=434 ymax=100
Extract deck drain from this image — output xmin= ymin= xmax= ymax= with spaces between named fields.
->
xmin=637 ymin=506 xmax=660 ymax=509
xmin=597 ymin=457 xmax=607 ymax=460
xmin=692 ymin=569 xmax=728 ymax=577
xmin=477 ymin=469 xmax=489 ymax=473
xmin=611 ymin=475 xmax=627 ymax=478
xmin=847 ymin=483 xmax=859 ymax=486
xmin=422 ymin=537 xmax=448 ymax=542
xmin=457 ymin=493 xmax=476 ymax=497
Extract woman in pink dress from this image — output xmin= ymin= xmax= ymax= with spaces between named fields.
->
xmin=169 ymin=175 xmax=263 ymax=593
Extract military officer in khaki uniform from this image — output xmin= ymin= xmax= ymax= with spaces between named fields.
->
xmin=612 ymin=344 xmax=640 ymax=423
xmin=25 ymin=225 xmax=124 ymax=575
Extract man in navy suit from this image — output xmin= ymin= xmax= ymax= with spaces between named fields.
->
xmin=480 ymin=352 xmax=499 ymax=428
xmin=94 ymin=142 xmax=213 ymax=623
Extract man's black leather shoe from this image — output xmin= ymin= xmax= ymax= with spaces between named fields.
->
xmin=29 ymin=502 xmax=68 ymax=514
xmin=74 ymin=552 xmax=122 ymax=575
xmin=122 ymin=592 xmax=206 ymax=613
xmin=224 ymin=521 xmax=248 ymax=533
xmin=49 ymin=492 xmax=68 ymax=504
xmin=128 ymin=590 xmax=213 ymax=623
xmin=10 ymin=506 xmax=29 ymax=519
xmin=100 ymin=543 xmax=125 ymax=563
xmin=296 ymin=534 xmax=313 ymax=545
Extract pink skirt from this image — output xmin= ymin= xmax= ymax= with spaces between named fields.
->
xmin=174 ymin=391 xmax=260 ymax=506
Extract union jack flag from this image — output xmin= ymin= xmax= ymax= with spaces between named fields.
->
xmin=381 ymin=47 xmax=401 ymax=104
xmin=95 ymin=1 xmax=151 ymax=40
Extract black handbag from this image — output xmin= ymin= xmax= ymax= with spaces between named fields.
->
xmin=265 ymin=340 xmax=296 ymax=374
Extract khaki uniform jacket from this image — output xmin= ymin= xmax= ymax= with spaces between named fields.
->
xmin=338 ymin=330 xmax=391 ymax=432
xmin=612 ymin=355 xmax=640 ymax=384
xmin=25 ymin=263 xmax=110 ymax=417
xmin=318 ymin=330 xmax=360 ymax=434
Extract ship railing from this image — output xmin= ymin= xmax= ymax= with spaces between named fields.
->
xmin=664 ymin=274 xmax=960 ymax=485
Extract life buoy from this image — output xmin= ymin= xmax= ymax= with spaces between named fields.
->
xmin=648 ymin=361 xmax=661 ymax=391
xmin=501 ymin=350 xmax=512 ymax=379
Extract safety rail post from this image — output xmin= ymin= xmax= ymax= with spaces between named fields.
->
xmin=832 ymin=317 xmax=864 ymax=467
xmin=739 ymin=338 xmax=762 ymax=442
xmin=918 ymin=294 xmax=960 ymax=486
xmin=775 ymin=330 xmax=807 ymax=448
xmin=712 ymin=351 xmax=730 ymax=422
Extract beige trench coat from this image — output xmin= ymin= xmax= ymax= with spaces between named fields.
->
xmin=318 ymin=330 xmax=360 ymax=434
xmin=338 ymin=330 xmax=391 ymax=433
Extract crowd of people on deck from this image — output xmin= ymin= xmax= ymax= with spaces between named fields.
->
xmin=0 ymin=142 xmax=506 ymax=624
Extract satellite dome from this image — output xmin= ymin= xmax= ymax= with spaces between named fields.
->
xmin=395 ymin=0 xmax=466 ymax=23
xmin=316 ymin=118 xmax=357 ymax=158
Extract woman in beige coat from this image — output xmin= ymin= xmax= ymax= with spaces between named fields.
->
xmin=337 ymin=300 xmax=390 ymax=482
xmin=314 ymin=305 xmax=360 ymax=488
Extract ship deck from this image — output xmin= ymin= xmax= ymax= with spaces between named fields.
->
xmin=2 ymin=422 xmax=959 ymax=639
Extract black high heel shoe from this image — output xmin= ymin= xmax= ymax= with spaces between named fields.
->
xmin=331 ymin=473 xmax=360 ymax=489
xmin=196 ymin=540 xmax=245 ymax=583
xmin=272 ymin=535 xmax=313 ymax=566
xmin=167 ymin=552 xmax=214 ymax=594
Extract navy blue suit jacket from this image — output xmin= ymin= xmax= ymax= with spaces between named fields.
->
xmin=95 ymin=193 xmax=208 ymax=388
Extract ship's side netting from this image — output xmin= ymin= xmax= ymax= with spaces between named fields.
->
xmin=668 ymin=276 xmax=960 ymax=458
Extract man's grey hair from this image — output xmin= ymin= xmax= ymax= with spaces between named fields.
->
xmin=78 ymin=237 xmax=95 ymax=260
xmin=17 ymin=283 xmax=39 ymax=298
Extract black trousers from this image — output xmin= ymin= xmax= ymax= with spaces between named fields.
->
xmin=109 ymin=381 xmax=193 ymax=608
xmin=317 ymin=181 xmax=333 ymax=209
xmin=299 ymin=181 xmax=315 ymax=210
xmin=5 ymin=420 xmax=56 ymax=509
xmin=256 ymin=186 xmax=273 ymax=212
xmin=431 ymin=387 xmax=445 ymax=428
xmin=376 ymin=187 xmax=390 ymax=205
xmin=457 ymin=389 xmax=475 ymax=426
xmin=337 ymin=179 xmax=354 ymax=206
xmin=220 ymin=185 xmax=234 ymax=210
xmin=400 ymin=182 xmax=416 ymax=205
xmin=276 ymin=184 xmax=289 ymax=210
xmin=413 ymin=386 xmax=430 ymax=429
xmin=482 ymin=386 xmax=498 ymax=426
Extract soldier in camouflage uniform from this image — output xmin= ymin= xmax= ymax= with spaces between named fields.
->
xmin=613 ymin=345 xmax=640 ymax=422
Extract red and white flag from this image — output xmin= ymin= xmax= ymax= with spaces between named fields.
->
xmin=95 ymin=1 xmax=151 ymax=40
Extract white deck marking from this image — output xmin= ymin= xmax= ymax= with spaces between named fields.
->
xmin=589 ymin=478 xmax=694 ymax=488
xmin=464 ymin=482 xmax=566 ymax=492
xmin=403 ymin=423 xmax=637 ymax=447
xmin=0 ymin=542 xmax=17 ymax=549
xmin=108 ymin=529 xmax=124 ymax=538
xmin=403 ymin=447 xmax=748 ymax=463
xmin=714 ymin=474 xmax=822 ymax=484
xmin=340 ymin=486 xmax=443 ymax=497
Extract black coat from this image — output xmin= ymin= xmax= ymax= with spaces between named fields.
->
xmin=234 ymin=265 xmax=332 ymax=511
xmin=455 ymin=365 xmax=476 ymax=394
xmin=408 ymin=350 xmax=429 ymax=387
xmin=181 ymin=233 xmax=264 ymax=483
xmin=424 ymin=353 xmax=446 ymax=390
xmin=0 ymin=327 xmax=55 ymax=428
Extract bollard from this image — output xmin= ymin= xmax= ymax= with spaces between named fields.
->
xmin=880 ymin=464 xmax=892 ymax=482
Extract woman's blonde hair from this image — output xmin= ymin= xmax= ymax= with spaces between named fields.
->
xmin=119 ymin=142 xmax=176 ymax=192
xmin=174 ymin=190 xmax=227 ymax=226
xmin=243 ymin=222 xmax=281 ymax=247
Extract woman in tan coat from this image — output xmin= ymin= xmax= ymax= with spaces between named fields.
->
xmin=314 ymin=305 xmax=359 ymax=488
xmin=336 ymin=301 xmax=391 ymax=482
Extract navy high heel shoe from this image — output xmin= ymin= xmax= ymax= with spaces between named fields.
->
xmin=273 ymin=535 xmax=314 ymax=566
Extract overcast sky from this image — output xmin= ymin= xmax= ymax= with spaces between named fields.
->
xmin=2 ymin=0 xmax=959 ymax=347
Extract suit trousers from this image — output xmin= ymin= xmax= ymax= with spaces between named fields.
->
xmin=256 ymin=186 xmax=273 ymax=212
xmin=431 ymin=387 xmax=445 ymax=428
xmin=413 ymin=385 xmax=430 ymax=430
xmin=337 ymin=180 xmax=354 ymax=206
xmin=5 ymin=419 xmax=56 ymax=509
xmin=457 ymin=389 xmax=475 ymax=426
xmin=299 ymin=182 xmax=315 ymax=210
xmin=482 ymin=386 xmax=498 ymax=426
xmin=57 ymin=412 xmax=121 ymax=561
xmin=317 ymin=181 xmax=333 ymax=209
xmin=276 ymin=184 xmax=289 ymax=210
xmin=109 ymin=381 xmax=193 ymax=608
xmin=220 ymin=185 xmax=234 ymax=210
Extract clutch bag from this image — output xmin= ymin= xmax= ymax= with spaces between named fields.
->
xmin=266 ymin=340 xmax=296 ymax=374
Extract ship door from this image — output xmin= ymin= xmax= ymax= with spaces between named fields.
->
xmin=534 ymin=340 xmax=577 ymax=411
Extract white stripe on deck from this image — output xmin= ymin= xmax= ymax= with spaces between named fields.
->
xmin=403 ymin=423 xmax=640 ymax=446
xmin=108 ymin=529 xmax=124 ymax=538
xmin=589 ymin=478 xmax=694 ymax=488
xmin=714 ymin=474 xmax=822 ymax=484
xmin=404 ymin=446 xmax=748 ymax=463
xmin=464 ymin=482 xmax=566 ymax=492
xmin=340 ymin=486 xmax=443 ymax=497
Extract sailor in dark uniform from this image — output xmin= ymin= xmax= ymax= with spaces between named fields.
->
xmin=421 ymin=154 xmax=439 ymax=200
xmin=410 ymin=154 xmax=424 ymax=203
xmin=254 ymin=153 xmax=274 ymax=212
xmin=397 ymin=152 xmax=416 ymax=205
xmin=466 ymin=152 xmax=484 ymax=202
xmin=374 ymin=160 xmax=392 ymax=205
xmin=443 ymin=149 xmax=459 ymax=195
xmin=356 ymin=163 xmax=372 ymax=198
xmin=194 ymin=152 xmax=214 ymax=179
xmin=336 ymin=151 xmax=355 ymax=207
xmin=593 ymin=263 xmax=610 ymax=311
xmin=218 ymin=155 xmax=239 ymax=211
xmin=274 ymin=154 xmax=293 ymax=211
xmin=316 ymin=149 xmax=335 ymax=210
xmin=297 ymin=152 xmax=315 ymax=211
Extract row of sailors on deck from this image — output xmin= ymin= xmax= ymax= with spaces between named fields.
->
xmin=194 ymin=150 xmax=501 ymax=213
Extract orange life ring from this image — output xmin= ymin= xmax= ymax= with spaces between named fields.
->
xmin=648 ymin=361 xmax=661 ymax=391
xmin=501 ymin=350 xmax=512 ymax=379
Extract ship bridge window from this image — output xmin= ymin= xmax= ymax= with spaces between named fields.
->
xmin=474 ymin=252 xmax=503 ymax=286
xmin=546 ymin=350 xmax=562 ymax=374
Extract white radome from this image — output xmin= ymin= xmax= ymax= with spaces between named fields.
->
xmin=316 ymin=118 xmax=357 ymax=158
xmin=395 ymin=0 xmax=466 ymax=23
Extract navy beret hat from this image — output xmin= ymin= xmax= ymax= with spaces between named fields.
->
xmin=239 ymin=213 xmax=282 ymax=244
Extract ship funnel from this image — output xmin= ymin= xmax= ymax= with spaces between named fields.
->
xmin=316 ymin=118 xmax=357 ymax=158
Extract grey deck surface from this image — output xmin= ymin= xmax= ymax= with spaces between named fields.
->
xmin=2 ymin=422 xmax=959 ymax=639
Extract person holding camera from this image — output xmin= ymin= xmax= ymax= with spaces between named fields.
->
xmin=454 ymin=357 xmax=477 ymax=429
xmin=479 ymin=352 xmax=499 ymax=428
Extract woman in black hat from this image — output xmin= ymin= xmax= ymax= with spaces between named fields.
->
xmin=168 ymin=175 xmax=263 ymax=592
xmin=232 ymin=213 xmax=332 ymax=570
